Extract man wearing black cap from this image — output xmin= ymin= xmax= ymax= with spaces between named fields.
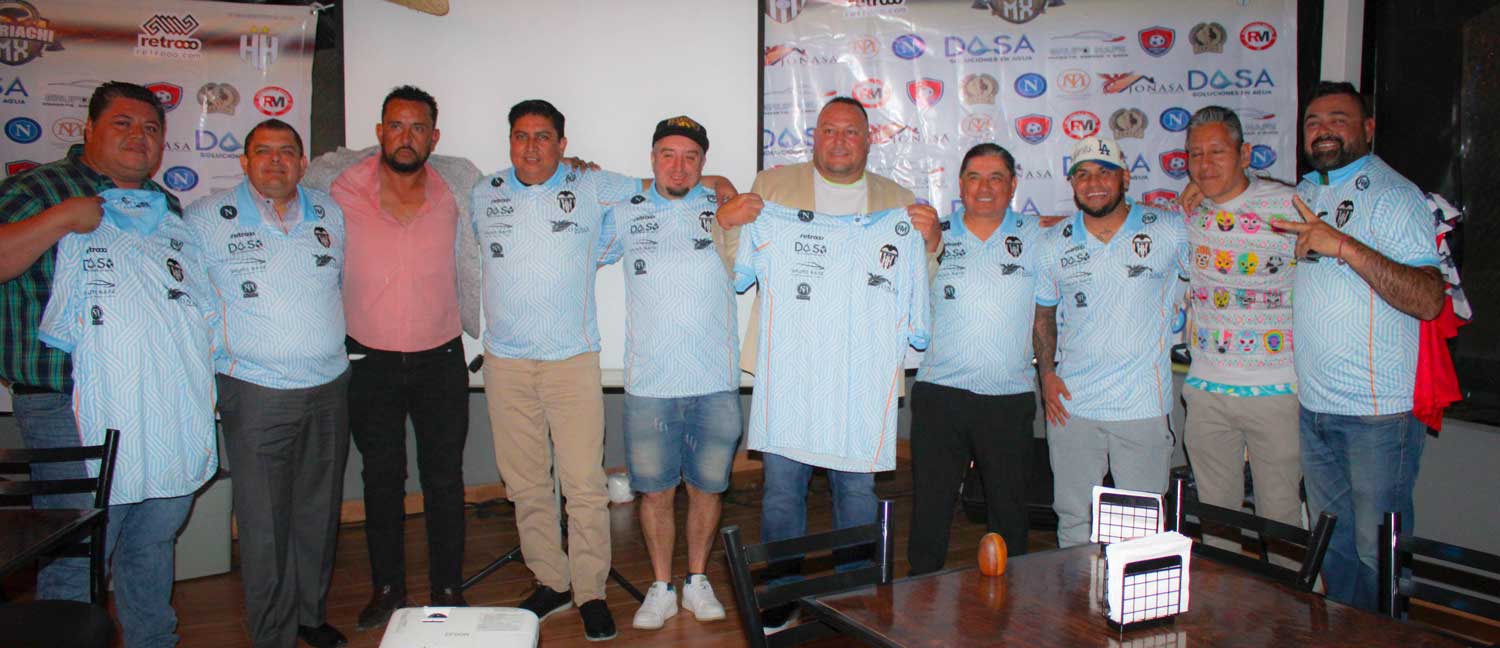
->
xmin=596 ymin=116 xmax=740 ymax=630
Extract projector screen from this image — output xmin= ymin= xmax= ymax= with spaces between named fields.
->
xmin=342 ymin=0 xmax=761 ymax=386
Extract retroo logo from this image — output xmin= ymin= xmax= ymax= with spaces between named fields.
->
xmin=253 ymin=86 xmax=292 ymax=116
xmin=1240 ymin=21 xmax=1277 ymax=51
xmin=241 ymin=26 xmax=280 ymax=72
xmin=135 ymin=14 xmax=203 ymax=60
xmin=0 ymin=1 xmax=62 ymax=66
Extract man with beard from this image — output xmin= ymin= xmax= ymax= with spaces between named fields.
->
xmin=189 ymin=120 xmax=350 ymax=648
xmin=1033 ymin=136 xmax=1190 ymax=548
xmin=304 ymin=85 xmax=482 ymax=629
xmin=1275 ymin=81 xmax=1444 ymax=611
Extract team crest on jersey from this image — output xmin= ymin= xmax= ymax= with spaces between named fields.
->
xmin=490 ymin=243 xmax=504 ymax=258
xmin=943 ymin=285 xmax=956 ymax=300
xmin=169 ymin=238 xmax=183 ymax=251
xmin=700 ymin=211 xmax=715 ymax=233
xmin=895 ymin=221 xmax=911 ymax=236
xmin=631 ymin=195 xmax=646 ymax=204
xmin=1142 ymin=212 xmax=1158 ymax=224
xmin=1335 ymin=200 xmax=1353 ymax=227
xmin=241 ymin=280 xmax=259 ymax=298
xmin=314 ymin=226 xmax=331 ymax=248
xmin=557 ymin=191 xmax=576 ymax=213
xmin=634 ymin=259 xmax=647 ymax=275
xmin=313 ymin=204 xmax=325 ymax=218
xmin=220 ymin=205 xmax=237 ymax=220
xmin=90 ymin=305 xmax=104 ymax=326
xmin=491 ymin=176 xmax=504 ymax=187
xmin=878 ymin=244 xmax=899 ymax=269
xmin=796 ymin=282 xmax=812 ymax=300
xmin=1355 ymin=175 xmax=1370 ymax=191
xmin=1062 ymin=223 xmax=1073 ymax=238
xmin=1132 ymin=233 xmax=1152 ymax=258
xmin=166 ymin=257 xmax=184 ymax=282
xmin=1074 ymin=292 xmax=1088 ymax=308
xmin=566 ymin=173 xmax=578 ymax=183
xmin=797 ymin=209 xmax=814 ymax=223
xmin=1005 ymin=236 xmax=1023 ymax=257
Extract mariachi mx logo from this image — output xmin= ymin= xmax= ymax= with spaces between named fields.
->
xmin=0 ymin=1 xmax=62 ymax=66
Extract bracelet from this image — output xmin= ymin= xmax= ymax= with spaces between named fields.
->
xmin=1336 ymin=235 xmax=1349 ymax=261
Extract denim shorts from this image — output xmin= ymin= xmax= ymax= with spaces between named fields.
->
xmin=623 ymin=390 xmax=743 ymax=493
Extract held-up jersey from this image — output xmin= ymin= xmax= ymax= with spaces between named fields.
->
xmin=1034 ymin=203 xmax=1190 ymax=421
xmin=470 ymin=165 xmax=639 ymax=361
xmin=39 ymin=189 xmax=218 ymax=505
xmin=733 ymin=203 xmax=930 ymax=473
xmin=917 ymin=208 xmax=1043 ymax=396
xmin=1294 ymin=155 xmax=1439 ymax=416
xmin=188 ymin=181 xmax=349 ymax=389
xmin=598 ymin=184 xmax=739 ymax=398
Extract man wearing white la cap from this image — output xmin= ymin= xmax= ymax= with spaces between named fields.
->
xmin=1032 ymin=136 xmax=1192 ymax=548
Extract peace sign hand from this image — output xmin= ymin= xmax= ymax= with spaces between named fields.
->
xmin=1272 ymin=195 xmax=1348 ymax=261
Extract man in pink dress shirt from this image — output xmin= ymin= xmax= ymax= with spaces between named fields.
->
xmin=304 ymin=85 xmax=483 ymax=631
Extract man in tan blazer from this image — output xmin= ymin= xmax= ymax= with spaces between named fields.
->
xmin=715 ymin=96 xmax=938 ymax=631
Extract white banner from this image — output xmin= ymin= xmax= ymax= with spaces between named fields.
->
xmin=0 ymin=0 xmax=316 ymax=204
xmin=762 ymin=0 xmax=1297 ymax=216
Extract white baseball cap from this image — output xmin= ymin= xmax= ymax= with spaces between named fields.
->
xmin=1069 ymin=136 xmax=1127 ymax=175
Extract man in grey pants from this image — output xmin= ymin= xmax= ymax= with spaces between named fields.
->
xmin=187 ymin=119 xmax=351 ymax=648
xmin=1033 ymin=136 xmax=1191 ymax=548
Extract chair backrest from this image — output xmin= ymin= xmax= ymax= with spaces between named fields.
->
xmin=720 ymin=499 xmax=894 ymax=648
xmin=1379 ymin=511 xmax=1500 ymax=632
xmin=0 ymin=429 xmax=120 ymax=509
xmin=1166 ymin=476 xmax=1336 ymax=592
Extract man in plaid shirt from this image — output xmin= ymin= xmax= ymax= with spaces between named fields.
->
xmin=0 ymin=81 xmax=181 ymax=611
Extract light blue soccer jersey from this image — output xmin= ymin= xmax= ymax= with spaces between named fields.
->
xmin=187 ymin=181 xmax=348 ymax=389
xmin=1294 ymin=155 xmax=1439 ymax=416
xmin=733 ymin=203 xmax=930 ymax=473
xmin=470 ymin=166 xmax=639 ymax=360
xmin=917 ymin=208 xmax=1042 ymax=396
xmin=1034 ymin=202 xmax=1190 ymax=421
xmin=598 ymin=183 xmax=739 ymax=397
xmin=39 ymin=189 xmax=218 ymax=505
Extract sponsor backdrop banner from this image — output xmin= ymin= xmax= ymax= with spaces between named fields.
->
xmin=0 ymin=0 xmax=315 ymax=204
xmin=762 ymin=0 xmax=1296 ymax=216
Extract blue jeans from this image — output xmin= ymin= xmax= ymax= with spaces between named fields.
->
xmin=107 ymin=495 xmax=195 ymax=648
xmin=1299 ymin=406 xmax=1425 ymax=611
xmin=760 ymin=452 xmax=877 ymax=582
xmin=623 ymin=391 xmax=742 ymax=494
xmin=12 ymin=391 xmax=92 ymax=602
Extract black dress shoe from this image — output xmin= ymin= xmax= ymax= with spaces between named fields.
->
xmin=430 ymin=587 xmax=468 ymax=607
xmin=297 ymin=623 xmax=348 ymax=648
xmin=356 ymin=585 xmax=412 ymax=631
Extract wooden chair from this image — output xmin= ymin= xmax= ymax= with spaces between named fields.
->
xmin=0 ymin=429 xmax=120 ymax=604
xmin=1379 ymin=511 xmax=1500 ymax=646
xmin=720 ymin=499 xmax=894 ymax=648
xmin=1166 ymin=475 xmax=1335 ymax=592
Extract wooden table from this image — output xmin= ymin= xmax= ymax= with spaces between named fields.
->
xmin=802 ymin=544 xmax=1464 ymax=647
xmin=0 ymin=509 xmax=103 ymax=579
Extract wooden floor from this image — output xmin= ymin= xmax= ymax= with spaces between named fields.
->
xmin=168 ymin=463 xmax=1051 ymax=648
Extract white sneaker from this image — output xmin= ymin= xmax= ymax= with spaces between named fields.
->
xmin=681 ymin=575 xmax=727 ymax=621
xmin=631 ymin=581 xmax=678 ymax=630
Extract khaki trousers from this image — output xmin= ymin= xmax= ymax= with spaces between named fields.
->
xmin=484 ymin=351 xmax=610 ymax=602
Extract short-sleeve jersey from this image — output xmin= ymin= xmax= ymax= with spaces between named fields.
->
xmin=1185 ymin=176 xmax=1299 ymax=396
xmin=470 ymin=166 xmax=639 ymax=360
xmin=38 ymin=189 xmax=218 ymax=505
xmin=1034 ymin=203 xmax=1190 ymax=421
xmin=733 ymin=203 xmax=930 ymax=473
xmin=916 ymin=208 xmax=1042 ymax=396
xmin=187 ymin=181 xmax=348 ymax=389
xmin=598 ymin=184 xmax=739 ymax=397
xmin=1294 ymin=155 xmax=1439 ymax=416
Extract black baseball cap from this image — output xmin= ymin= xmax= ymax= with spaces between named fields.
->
xmin=652 ymin=115 xmax=709 ymax=152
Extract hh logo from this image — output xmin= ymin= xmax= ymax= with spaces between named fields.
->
xmin=240 ymin=27 xmax=279 ymax=71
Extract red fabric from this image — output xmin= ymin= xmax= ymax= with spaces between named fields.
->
xmin=1414 ymin=295 xmax=1465 ymax=431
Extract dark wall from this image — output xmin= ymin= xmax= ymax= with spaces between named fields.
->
xmin=1363 ymin=0 xmax=1500 ymax=423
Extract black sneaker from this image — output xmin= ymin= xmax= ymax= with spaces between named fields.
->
xmin=579 ymin=599 xmax=617 ymax=641
xmin=761 ymin=603 xmax=799 ymax=633
xmin=296 ymin=623 xmax=348 ymax=648
xmin=355 ymin=585 xmax=411 ymax=631
xmin=518 ymin=584 xmax=573 ymax=621
xmin=430 ymin=587 xmax=468 ymax=607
